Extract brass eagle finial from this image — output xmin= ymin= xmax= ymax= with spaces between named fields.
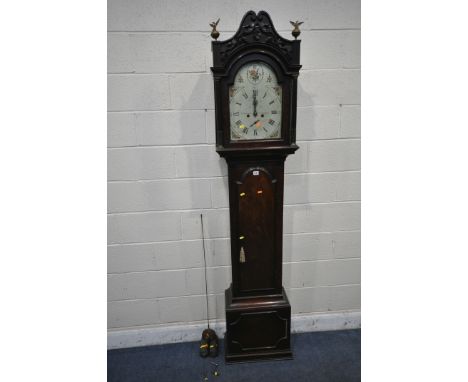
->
xmin=210 ymin=18 xmax=220 ymax=40
xmin=290 ymin=20 xmax=303 ymax=39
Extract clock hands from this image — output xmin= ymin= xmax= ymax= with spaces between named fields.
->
xmin=252 ymin=89 xmax=258 ymax=117
xmin=249 ymin=119 xmax=260 ymax=127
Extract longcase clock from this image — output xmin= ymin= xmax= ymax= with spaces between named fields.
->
xmin=210 ymin=10 xmax=302 ymax=362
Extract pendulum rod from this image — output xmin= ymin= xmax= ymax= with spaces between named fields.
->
xmin=200 ymin=214 xmax=210 ymax=329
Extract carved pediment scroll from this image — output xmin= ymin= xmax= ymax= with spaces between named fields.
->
xmin=212 ymin=10 xmax=300 ymax=69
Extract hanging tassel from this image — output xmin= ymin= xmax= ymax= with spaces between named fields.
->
xmin=239 ymin=246 xmax=246 ymax=263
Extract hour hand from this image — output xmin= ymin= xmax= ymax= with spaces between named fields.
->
xmin=249 ymin=119 xmax=260 ymax=127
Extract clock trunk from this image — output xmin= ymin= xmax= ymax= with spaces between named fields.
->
xmin=228 ymin=159 xmax=285 ymax=297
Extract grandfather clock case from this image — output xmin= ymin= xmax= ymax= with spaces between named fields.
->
xmin=210 ymin=11 xmax=302 ymax=362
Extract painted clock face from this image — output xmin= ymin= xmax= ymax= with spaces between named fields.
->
xmin=229 ymin=62 xmax=282 ymax=140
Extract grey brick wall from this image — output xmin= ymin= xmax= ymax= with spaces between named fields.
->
xmin=108 ymin=0 xmax=361 ymax=330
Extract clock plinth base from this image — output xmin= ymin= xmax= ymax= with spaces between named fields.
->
xmin=224 ymin=285 xmax=292 ymax=363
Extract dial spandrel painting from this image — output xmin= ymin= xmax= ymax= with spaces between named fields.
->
xmin=229 ymin=62 xmax=282 ymax=140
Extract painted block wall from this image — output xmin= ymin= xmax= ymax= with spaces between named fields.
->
xmin=108 ymin=0 xmax=360 ymax=332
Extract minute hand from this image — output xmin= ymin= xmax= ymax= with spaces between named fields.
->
xmin=253 ymin=91 xmax=258 ymax=117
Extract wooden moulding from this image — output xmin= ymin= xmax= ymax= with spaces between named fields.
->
xmin=224 ymin=285 xmax=292 ymax=363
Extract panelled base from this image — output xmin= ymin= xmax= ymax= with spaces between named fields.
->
xmin=224 ymin=285 xmax=292 ymax=363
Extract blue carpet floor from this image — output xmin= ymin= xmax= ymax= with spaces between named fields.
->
xmin=108 ymin=329 xmax=360 ymax=382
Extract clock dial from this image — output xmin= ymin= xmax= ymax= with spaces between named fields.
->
xmin=229 ymin=62 xmax=282 ymax=140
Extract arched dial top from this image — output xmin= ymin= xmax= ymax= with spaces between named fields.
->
xmin=229 ymin=62 xmax=282 ymax=141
